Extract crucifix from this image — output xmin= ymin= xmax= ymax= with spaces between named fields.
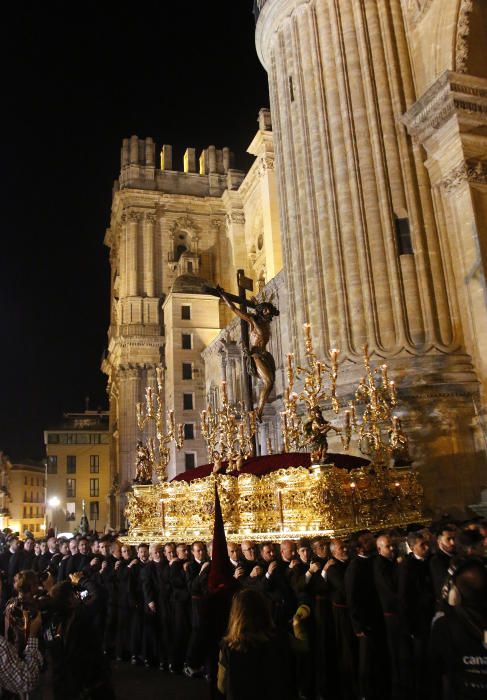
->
xmin=204 ymin=269 xmax=279 ymax=422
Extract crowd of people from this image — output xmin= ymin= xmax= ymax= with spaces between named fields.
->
xmin=0 ymin=517 xmax=486 ymax=699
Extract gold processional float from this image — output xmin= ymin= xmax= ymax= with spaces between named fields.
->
xmin=123 ymin=321 xmax=424 ymax=544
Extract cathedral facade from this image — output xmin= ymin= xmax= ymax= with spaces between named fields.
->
xmin=104 ymin=0 xmax=487 ymax=526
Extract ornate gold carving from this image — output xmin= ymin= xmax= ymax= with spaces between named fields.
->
xmin=439 ymin=160 xmax=487 ymax=193
xmin=123 ymin=463 xmax=424 ymax=544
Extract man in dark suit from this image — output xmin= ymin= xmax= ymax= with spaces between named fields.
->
xmin=399 ymin=530 xmax=435 ymax=700
xmin=169 ymin=543 xmax=191 ymax=673
xmin=8 ymin=537 xmax=36 ymax=583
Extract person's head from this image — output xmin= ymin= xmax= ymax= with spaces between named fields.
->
xmin=8 ymin=536 xmax=19 ymax=553
xmin=330 ymin=538 xmax=348 ymax=562
xmin=280 ymin=540 xmax=296 ymax=562
xmin=23 ymin=538 xmax=35 ymax=552
xmin=13 ymin=570 xmax=38 ymax=600
xmin=407 ymin=531 xmax=430 ymax=559
xmin=78 ymin=538 xmax=89 ymax=555
xmin=376 ymin=535 xmax=395 ymax=560
xmin=98 ymin=540 xmax=109 ymax=557
xmin=259 ymin=542 xmax=275 ymax=563
xmin=227 ymin=542 xmax=239 ymax=562
xmin=59 ymin=541 xmax=69 ymax=556
xmin=34 ymin=541 xmax=41 ymax=556
xmin=354 ymin=531 xmax=376 ymax=557
xmin=254 ymin=301 xmax=279 ymax=323
xmin=191 ymin=541 xmax=206 ymax=562
xmin=456 ymin=528 xmax=485 ymax=558
xmin=111 ymin=541 xmax=121 ymax=558
xmin=47 ymin=536 xmax=57 ymax=552
xmin=121 ymin=544 xmax=132 ymax=561
xmin=241 ymin=540 xmax=256 ymax=561
xmin=297 ymin=538 xmax=312 ymax=564
xmin=91 ymin=539 xmax=100 ymax=554
xmin=311 ymin=537 xmax=329 ymax=560
xmin=164 ymin=542 xmax=176 ymax=561
xmin=437 ymin=525 xmax=457 ymax=555
xmin=176 ymin=543 xmax=188 ymax=561
xmin=137 ymin=543 xmax=149 ymax=563
xmin=149 ymin=543 xmax=163 ymax=561
xmin=49 ymin=580 xmax=79 ymax=616
xmin=453 ymin=559 xmax=487 ymax=612
xmin=224 ymin=589 xmax=274 ymax=651
xmin=68 ymin=538 xmax=78 ymax=555
xmin=40 ymin=540 xmax=48 ymax=555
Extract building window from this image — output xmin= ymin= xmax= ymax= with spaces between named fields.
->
xmin=394 ymin=215 xmax=413 ymax=255
xmin=90 ymin=501 xmax=100 ymax=521
xmin=47 ymin=455 xmax=57 ymax=474
xmin=182 ymin=362 xmax=193 ymax=380
xmin=184 ymin=453 xmax=196 ymax=470
xmin=90 ymin=478 xmax=99 ymax=497
xmin=66 ymin=456 xmax=76 ymax=473
xmin=47 ymin=433 xmax=59 ymax=444
xmin=90 ymin=455 xmax=100 ymax=473
xmin=66 ymin=502 xmax=76 ymax=521
xmin=184 ymin=423 xmax=195 ymax=440
xmin=182 ymin=333 xmax=192 ymax=350
xmin=23 ymin=506 xmax=26 ymax=517
xmin=181 ymin=304 xmax=191 ymax=320
xmin=66 ymin=478 xmax=76 ymax=498
xmin=183 ymin=393 xmax=194 ymax=410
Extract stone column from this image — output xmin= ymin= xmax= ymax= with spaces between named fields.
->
xmin=126 ymin=211 xmax=140 ymax=297
xmin=143 ymin=213 xmax=155 ymax=297
xmin=117 ymin=367 xmax=141 ymax=488
xmin=119 ymin=215 xmax=127 ymax=299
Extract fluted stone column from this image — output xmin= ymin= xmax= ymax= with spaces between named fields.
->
xmin=127 ymin=212 xmax=140 ymax=297
xmin=118 ymin=367 xmax=141 ymax=488
xmin=143 ymin=213 xmax=155 ymax=297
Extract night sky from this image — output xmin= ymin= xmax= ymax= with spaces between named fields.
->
xmin=1 ymin=1 xmax=269 ymax=461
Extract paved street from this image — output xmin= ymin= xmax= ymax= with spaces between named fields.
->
xmin=111 ymin=660 xmax=208 ymax=700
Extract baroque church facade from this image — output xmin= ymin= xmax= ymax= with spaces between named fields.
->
xmin=103 ymin=0 xmax=487 ymax=526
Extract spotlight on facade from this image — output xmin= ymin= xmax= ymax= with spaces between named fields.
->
xmin=48 ymin=496 xmax=60 ymax=508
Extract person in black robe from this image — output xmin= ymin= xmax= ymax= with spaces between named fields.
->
xmin=326 ymin=538 xmax=356 ymax=700
xmin=184 ymin=541 xmax=210 ymax=676
xmin=128 ymin=542 xmax=152 ymax=665
xmin=429 ymin=524 xmax=456 ymax=609
xmin=374 ymin=534 xmax=402 ymax=699
xmin=169 ymin=543 xmax=191 ymax=673
xmin=114 ymin=544 xmax=134 ymax=661
xmin=345 ymin=530 xmax=386 ymax=700
xmin=398 ymin=530 xmax=435 ymax=700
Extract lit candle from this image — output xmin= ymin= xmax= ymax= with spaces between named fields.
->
xmin=330 ymin=348 xmax=339 ymax=364
xmin=381 ymin=364 xmax=388 ymax=386
xmin=221 ymin=380 xmax=228 ymax=404
xmin=303 ymin=323 xmax=311 ymax=340
xmin=136 ymin=402 xmax=143 ymax=417
xmin=389 ymin=380 xmax=397 ymax=401
xmin=350 ymin=481 xmax=356 ymax=489
xmin=156 ymin=366 xmax=164 ymax=390
xmin=287 ymin=353 xmax=294 ymax=370
xmin=344 ymin=410 xmax=351 ymax=426
xmin=168 ymin=410 xmax=175 ymax=432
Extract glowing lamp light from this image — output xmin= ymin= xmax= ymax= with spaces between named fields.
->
xmin=40 ymin=524 xmax=46 ymax=530
xmin=48 ymin=496 xmax=60 ymax=508
xmin=350 ymin=481 xmax=356 ymax=489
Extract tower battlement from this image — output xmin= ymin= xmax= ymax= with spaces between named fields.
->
xmin=119 ymin=135 xmax=244 ymax=195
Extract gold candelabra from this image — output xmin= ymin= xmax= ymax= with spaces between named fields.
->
xmin=281 ymin=323 xmax=348 ymax=460
xmin=347 ymin=346 xmax=408 ymax=466
xmin=200 ymin=380 xmax=257 ymax=472
xmin=136 ymin=366 xmax=184 ymax=482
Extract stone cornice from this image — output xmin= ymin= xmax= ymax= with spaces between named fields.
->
xmin=401 ymin=71 xmax=487 ymax=145
xmin=255 ymin=0 xmax=311 ymax=69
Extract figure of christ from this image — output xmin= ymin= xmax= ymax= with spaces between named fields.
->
xmin=216 ymin=286 xmax=279 ymax=422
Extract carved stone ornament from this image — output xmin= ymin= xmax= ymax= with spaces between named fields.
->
xmin=455 ymin=0 xmax=474 ymax=73
xmin=127 ymin=210 xmax=143 ymax=223
xmin=258 ymin=155 xmax=275 ymax=178
xmin=439 ymin=160 xmax=487 ymax=193
xmin=170 ymin=214 xmax=198 ymax=235
xmin=225 ymin=211 xmax=245 ymax=226
xmin=145 ymin=212 xmax=157 ymax=224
